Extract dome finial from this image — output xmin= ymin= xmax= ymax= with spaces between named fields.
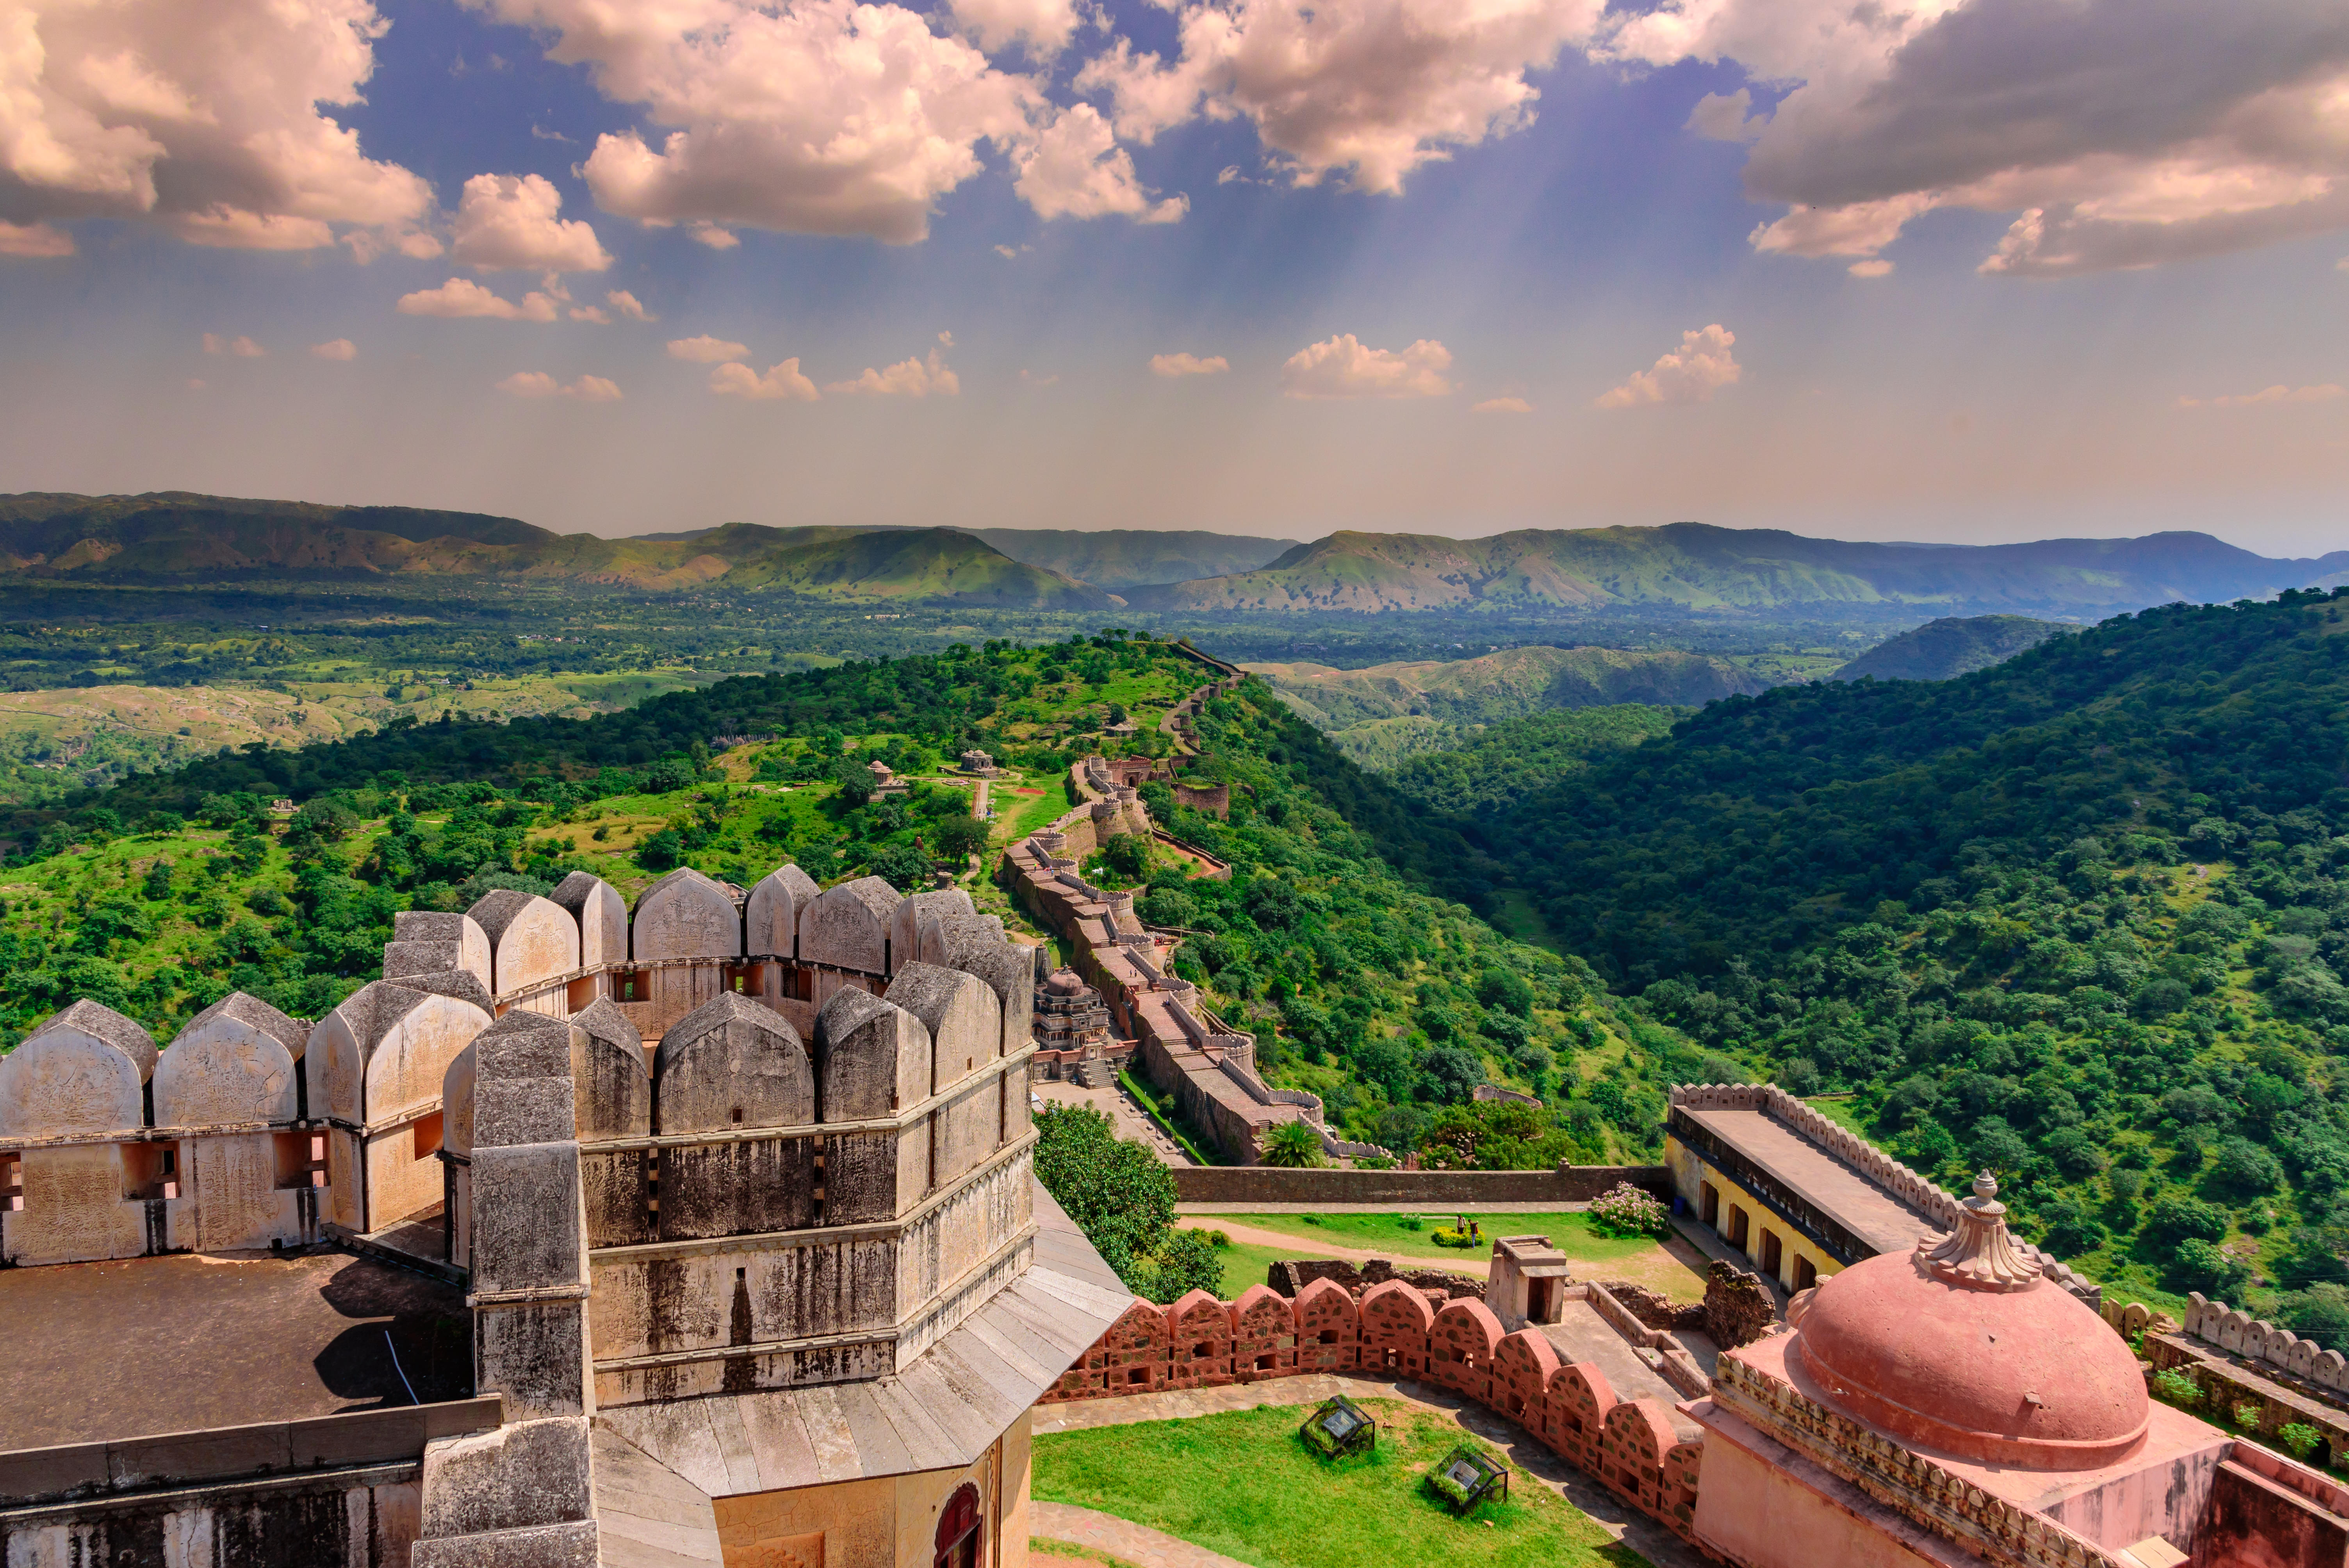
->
xmin=1916 ymin=1170 xmax=2042 ymax=1292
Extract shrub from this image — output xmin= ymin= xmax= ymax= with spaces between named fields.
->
xmin=1431 ymin=1228 xmax=1477 ymax=1249
xmin=2279 ymin=1423 xmax=2328 ymax=1463
xmin=2176 ymin=1237 xmax=2255 ymax=1298
xmin=1262 ymin=1121 xmax=1322 ymax=1168
xmin=1208 ymin=1229 xmax=1232 ymax=1249
xmin=1399 ymin=1215 xmax=1424 ymax=1232
xmin=2148 ymin=1193 xmax=2231 ymax=1244
xmin=1589 ymin=1181 xmax=1672 ymax=1240
xmin=2149 ymin=1367 xmax=2202 ymax=1407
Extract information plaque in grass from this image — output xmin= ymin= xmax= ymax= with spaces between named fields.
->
xmin=1300 ymin=1395 xmax=1376 ymax=1459
xmin=1032 ymin=1401 xmax=1645 ymax=1568
xmin=1427 ymin=1444 xmax=1509 ymax=1514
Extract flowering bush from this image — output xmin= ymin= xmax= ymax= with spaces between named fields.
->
xmin=1588 ymin=1182 xmax=1672 ymax=1239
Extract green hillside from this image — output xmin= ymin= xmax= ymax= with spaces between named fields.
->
xmin=0 ymin=493 xmax=1109 ymax=607
xmin=967 ymin=528 xmax=1292 ymax=590
xmin=1129 ymin=523 xmax=2349 ymax=616
xmin=1473 ymin=589 xmax=2349 ymax=1323
xmin=1385 ymin=707 xmax=1683 ymax=814
xmin=1833 ymin=615 xmax=2080 ymax=682
xmin=1246 ymin=645 xmax=1765 ymax=726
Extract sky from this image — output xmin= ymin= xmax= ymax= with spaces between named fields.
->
xmin=1 ymin=0 xmax=2346 ymax=554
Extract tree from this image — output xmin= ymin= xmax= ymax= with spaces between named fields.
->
xmin=1477 ymin=965 xmax=1535 ymax=1017
xmin=2147 ymin=1193 xmax=2231 ymax=1245
xmin=866 ymin=840 xmax=932 ymax=892
xmin=1262 ymin=1120 xmax=1322 ymax=1167
xmin=930 ymin=814 xmax=989 ymax=861
xmin=832 ymin=757 xmax=875 ymax=807
xmin=1100 ymin=832 xmax=1149 ymax=881
xmin=1422 ymin=1043 xmax=1487 ymax=1104
xmin=1033 ymin=1105 xmax=1184 ymax=1294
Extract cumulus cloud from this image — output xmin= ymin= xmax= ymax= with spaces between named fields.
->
xmin=668 ymin=335 xmax=750 ymax=362
xmin=1074 ymin=0 xmax=1601 ymax=194
xmin=310 ymin=338 xmax=357 ymax=360
xmin=1151 ymin=352 xmax=1229 ymax=377
xmin=2176 ymin=383 xmax=2347 ymax=409
xmin=497 ymin=371 xmax=622 ymax=400
xmin=826 ymin=349 xmax=960 ymax=397
xmin=946 ymin=0 xmax=1083 ymax=58
xmin=202 ymin=333 xmax=265 ymax=357
xmin=1595 ymin=325 xmax=1741 ymax=409
xmin=711 ymin=359 xmax=820 ymax=400
xmin=1279 ymin=335 xmax=1456 ymax=399
xmin=1472 ymin=396 xmax=1533 ymax=413
xmin=479 ymin=0 xmax=1038 ymax=246
xmin=1687 ymin=89 xmax=1764 ymax=143
xmin=1605 ymin=0 xmax=2349 ymax=277
xmin=689 ymin=223 xmax=740 ymax=249
xmin=606 ymin=290 xmax=654 ymax=321
xmin=1848 ymin=259 xmax=1895 ymax=278
xmin=1014 ymin=104 xmax=1187 ymax=223
xmin=0 ymin=0 xmax=434 ymax=255
xmin=450 ymin=173 xmax=612 ymax=272
xmin=397 ymin=278 xmax=560 ymax=322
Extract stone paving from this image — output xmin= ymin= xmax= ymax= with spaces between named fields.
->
xmin=1030 ymin=1372 xmax=1705 ymax=1568
xmin=1039 ymin=1078 xmax=1199 ymax=1165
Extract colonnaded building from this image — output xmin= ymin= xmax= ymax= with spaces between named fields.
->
xmin=0 ymin=864 xmax=1129 ymax=1567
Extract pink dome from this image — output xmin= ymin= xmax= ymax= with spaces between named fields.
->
xmin=1789 ymin=1176 xmax=2148 ymax=1470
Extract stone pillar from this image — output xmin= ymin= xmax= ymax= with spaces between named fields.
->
xmin=413 ymin=1010 xmax=599 ymax=1565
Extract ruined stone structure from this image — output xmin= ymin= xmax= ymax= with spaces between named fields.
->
xmin=0 ymin=863 xmax=1129 ymax=1568
xmin=1031 ymin=967 xmax=1127 ymax=1087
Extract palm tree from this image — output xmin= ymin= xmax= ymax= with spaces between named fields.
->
xmin=1262 ymin=1121 xmax=1322 ymax=1168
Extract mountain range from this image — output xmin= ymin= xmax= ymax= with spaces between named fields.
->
xmin=1829 ymin=615 xmax=2080 ymax=682
xmin=4 ymin=493 xmax=2342 ymax=618
xmin=1122 ymin=524 xmax=2349 ymax=615
xmin=1245 ymin=645 xmax=1766 ymax=729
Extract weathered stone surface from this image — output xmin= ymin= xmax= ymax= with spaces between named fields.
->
xmin=0 ymin=1002 xmax=153 ymax=1136
xmin=933 ymin=913 xmax=1003 ymax=969
xmin=472 ymin=1143 xmax=584 ymax=1296
xmin=797 ymin=876 xmax=902 ymax=974
xmin=473 ymin=1012 xmax=576 ymax=1151
xmin=549 ymin=872 xmax=627 ymax=969
xmin=445 ymin=1048 xmax=476 ymax=1156
xmin=402 ymin=968 xmax=498 ymax=1014
xmin=411 ymin=1520 xmax=601 ymax=1568
xmin=154 ymin=992 xmax=300 ymax=1126
xmin=475 ymin=1300 xmax=592 ymax=1424
xmin=390 ymin=911 xmax=492 ymax=991
xmin=567 ymin=997 xmax=649 ymax=1140
xmin=313 ymin=982 xmax=493 ymax=1126
xmin=654 ymin=994 xmax=813 ymax=1133
xmin=815 ymin=989 xmax=930 ymax=1121
xmin=884 ymin=963 xmax=1002 ymax=1095
xmin=468 ymin=891 xmax=581 ymax=997
xmin=892 ymin=890 xmax=974 ymax=975
xmin=632 ymin=868 xmax=743 ymax=961
xmin=417 ymin=1418 xmax=593 ymax=1539
xmin=745 ymin=864 xmax=820 ymax=958
xmin=945 ymin=939 xmax=1034 ymax=1059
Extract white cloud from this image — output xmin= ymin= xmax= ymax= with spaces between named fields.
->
xmin=606 ymin=290 xmax=654 ymax=321
xmin=570 ymin=305 xmax=611 ymax=323
xmin=711 ymin=359 xmax=820 ymax=400
xmin=309 ymin=338 xmax=357 ymax=360
xmin=1074 ymin=0 xmax=1601 ymax=194
xmin=451 ymin=173 xmax=611 ymax=272
xmin=202 ymin=333 xmax=265 ymax=357
xmin=1596 ymin=324 xmax=1741 ymax=409
xmin=1848 ymin=258 xmax=1894 ymax=278
xmin=668 ymin=335 xmax=750 ymax=362
xmin=827 ymin=349 xmax=960 ymax=397
xmin=480 ymin=0 xmax=1039 ymax=246
xmin=689 ymin=223 xmax=739 ymax=249
xmin=1686 ymin=89 xmax=1763 ymax=143
xmin=1013 ymin=103 xmax=1186 ymax=223
xmin=1603 ymin=0 xmax=2349 ymax=277
xmin=1472 ymin=396 xmax=1532 ymax=413
xmin=397 ymin=278 xmax=560 ymax=322
xmin=497 ymin=371 xmax=622 ymax=400
xmin=1279 ymin=335 xmax=1456 ymax=400
xmin=1151 ymin=352 xmax=1228 ymax=377
xmin=938 ymin=331 xmax=954 ymax=347
xmin=0 ymin=0 xmax=434 ymax=255
xmin=0 ymin=220 xmax=75 ymax=257
xmin=947 ymin=0 xmax=1083 ymax=58
xmin=2176 ymin=383 xmax=2346 ymax=410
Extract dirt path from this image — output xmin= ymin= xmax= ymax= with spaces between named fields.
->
xmin=1174 ymin=1217 xmax=1491 ymax=1280
xmin=1174 ymin=1218 xmax=1713 ymax=1303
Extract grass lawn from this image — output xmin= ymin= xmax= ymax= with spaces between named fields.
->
xmin=998 ymin=781 xmax=1075 ymax=842
xmin=1032 ymin=1401 xmax=1645 ymax=1568
xmin=1202 ymin=1236 xmax=1344 ymax=1300
xmin=1221 ymin=1212 xmax=1661 ymax=1267
xmin=1032 ymin=1542 xmax=1143 ymax=1568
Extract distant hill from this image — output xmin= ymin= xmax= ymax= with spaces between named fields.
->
xmin=966 ymin=529 xmax=1291 ymax=590
xmin=0 ymin=493 xmax=1110 ymax=608
xmin=1832 ymin=615 xmax=2080 ymax=682
xmin=1245 ymin=645 xmax=1768 ymax=730
xmin=1126 ymin=523 xmax=2349 ymax=616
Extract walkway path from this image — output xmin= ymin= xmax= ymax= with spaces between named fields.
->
xmin=1032 ymin=1505 xmax=1250 ymax=1568
xmin=1173 ymin=1216 xmax=1715 ymax=1302
xmin=1030 ymin=1373 xmax=1704 ymax=1568
xmin=1173 ymin=1217 xmax=1492 ymax=1280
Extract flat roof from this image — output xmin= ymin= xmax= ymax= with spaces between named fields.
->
xmin=1679 ymin=1105 xmax=1942 ymax=1257
xmin=2 ymin=1250 xmax=471 ymax=1453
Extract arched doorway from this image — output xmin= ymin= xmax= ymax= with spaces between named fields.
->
xmin=935 ymin=1481 xmax=981 ymax=1568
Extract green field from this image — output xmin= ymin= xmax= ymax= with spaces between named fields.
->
xmin=1218 ymin=1212 xmax=1663 ymax=1267
xmin=1033 ymin=1402 xmax=1643 ymax=1568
